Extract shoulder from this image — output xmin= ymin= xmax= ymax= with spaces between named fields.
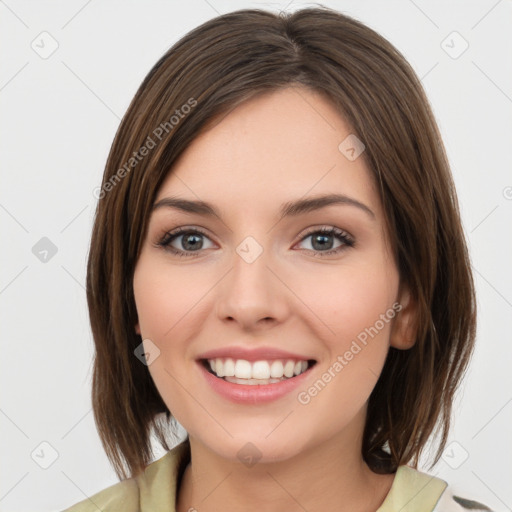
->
xmin=61 ymin=477 xmax=139 ymax=512
xmin=379 ymin=465 xmax=494 ymax=512
xmin=61 ymin=440 xmax=191 ymax=512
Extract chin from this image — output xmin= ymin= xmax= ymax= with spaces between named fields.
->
xmin=198 ymin=430 xmax=310 ymax=466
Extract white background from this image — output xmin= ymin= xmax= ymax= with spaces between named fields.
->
xmin=1 ymin=1 xmax=511 ymax=510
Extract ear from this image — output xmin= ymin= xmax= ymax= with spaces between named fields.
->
xmin=389 ymin=285 xmax=418 ymax=350
xmin=135 ymin=322 xmax=141 ymax=335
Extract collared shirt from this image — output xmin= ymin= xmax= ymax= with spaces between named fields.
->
xmin=62 ymin=440 xmax=493 ymax=511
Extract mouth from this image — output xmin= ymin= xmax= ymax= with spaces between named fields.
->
xmin=199 ymin=357 xmax=317 ymax=386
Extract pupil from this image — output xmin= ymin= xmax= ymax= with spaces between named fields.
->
xmin=183 ymin=234 xmax=202 ymax=251
xmin=313 ymin=234 xmax=333 ymax=251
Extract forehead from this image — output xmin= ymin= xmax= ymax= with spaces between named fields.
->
xmin=155 ymin=86 xmax=379 ymax=219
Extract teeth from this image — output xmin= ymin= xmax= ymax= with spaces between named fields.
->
xmin=224 ymin=376 xmax=288 ymax=385
xmin=207 ymin=358 xmax=311 ymax=381
xmin=270 ymin=360 xmax=284 ymax=378
xmin=284 ymin=360 xmax=295 ymax=378
xmin=234 ymin=359 xmax=252 ymax=379
xmin=224 ymin=358 xmax=235 ymax=377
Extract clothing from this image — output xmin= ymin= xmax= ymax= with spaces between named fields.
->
xmin=62 ymin=440 xmax=492 ymax=512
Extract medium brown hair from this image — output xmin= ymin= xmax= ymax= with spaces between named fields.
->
xmin=86 ymin=5 xmax=477 ymax=480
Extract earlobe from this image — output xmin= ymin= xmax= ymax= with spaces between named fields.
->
xmin=389 ymin=286 xmax=418 ymax=350
xmin=135 ymin=322 xmax=141 ymax=335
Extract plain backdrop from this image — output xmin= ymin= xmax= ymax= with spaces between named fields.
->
xmin=1 ymin=1 xmax=511 ymax=511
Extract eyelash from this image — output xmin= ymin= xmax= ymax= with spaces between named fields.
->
xmin=154 ymin=226 xmax=355 ymax=258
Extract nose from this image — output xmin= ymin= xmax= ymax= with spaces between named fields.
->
xmin=215 ymin=243 xmax=290 ymax=331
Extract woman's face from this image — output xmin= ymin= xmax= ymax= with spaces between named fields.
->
xmin=133 ymin=86 xmax=414 ymax=464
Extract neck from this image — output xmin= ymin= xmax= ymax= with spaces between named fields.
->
xmin=176 ymin=410 xmax=395 ymax=512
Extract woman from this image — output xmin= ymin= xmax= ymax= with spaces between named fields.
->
xmin=64 ymin=7 xmax=491 ymax=511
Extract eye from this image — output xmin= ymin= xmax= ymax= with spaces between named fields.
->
xmin=155 ymin=227 xmax=214 ymax=258
xmin=295 ymin=226 xmax=355 ymax=257
xmin=155 ymin=225 xmax=355 ymax=258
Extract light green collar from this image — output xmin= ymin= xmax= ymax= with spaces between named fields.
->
xmin=377 ymin=464 xmax=448 ymax=511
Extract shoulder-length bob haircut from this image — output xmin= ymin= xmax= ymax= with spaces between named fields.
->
xmin=86 ymin=6 xmax=476 ymax=480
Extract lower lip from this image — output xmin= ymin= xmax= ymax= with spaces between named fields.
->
xmin=197 ymin=361 xmax=315 ymax=404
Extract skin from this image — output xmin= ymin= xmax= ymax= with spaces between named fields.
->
xmin=133 ymin=86 xmax=417 ymax=512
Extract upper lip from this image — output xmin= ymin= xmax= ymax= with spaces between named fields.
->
xmin=197 ymin=346 xmax=315 ymax=362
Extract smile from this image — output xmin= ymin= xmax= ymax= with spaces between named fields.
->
xmin=198 ymin=357 xmax=317 ymax=403
xmin=203 ymin=358 xmax=315 ymax=385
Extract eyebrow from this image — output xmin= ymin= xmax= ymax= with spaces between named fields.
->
xmin=152 ymin=193 xmax=375 ymax=220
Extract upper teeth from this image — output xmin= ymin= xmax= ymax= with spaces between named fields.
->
xmin=208 ymin=358 xmax=309 ymax=379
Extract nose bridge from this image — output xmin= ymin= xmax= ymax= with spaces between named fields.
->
xmin=215 ymin=233 xmax=287 ymax=325
xmin=230 ymin=234 xmax=274 ymax=301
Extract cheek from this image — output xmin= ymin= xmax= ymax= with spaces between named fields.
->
xmin=133 ymin=257 xmax=202 ymax=413
xmin=287 ymin=285 xmax=397 ymax=453
xmin=293 ymin=262 xmax=399 ymax=423
xmin=293 ymin=256 xmax=399 ymax=353
xmin=133 ymin=257 xmax=206 ymax=341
